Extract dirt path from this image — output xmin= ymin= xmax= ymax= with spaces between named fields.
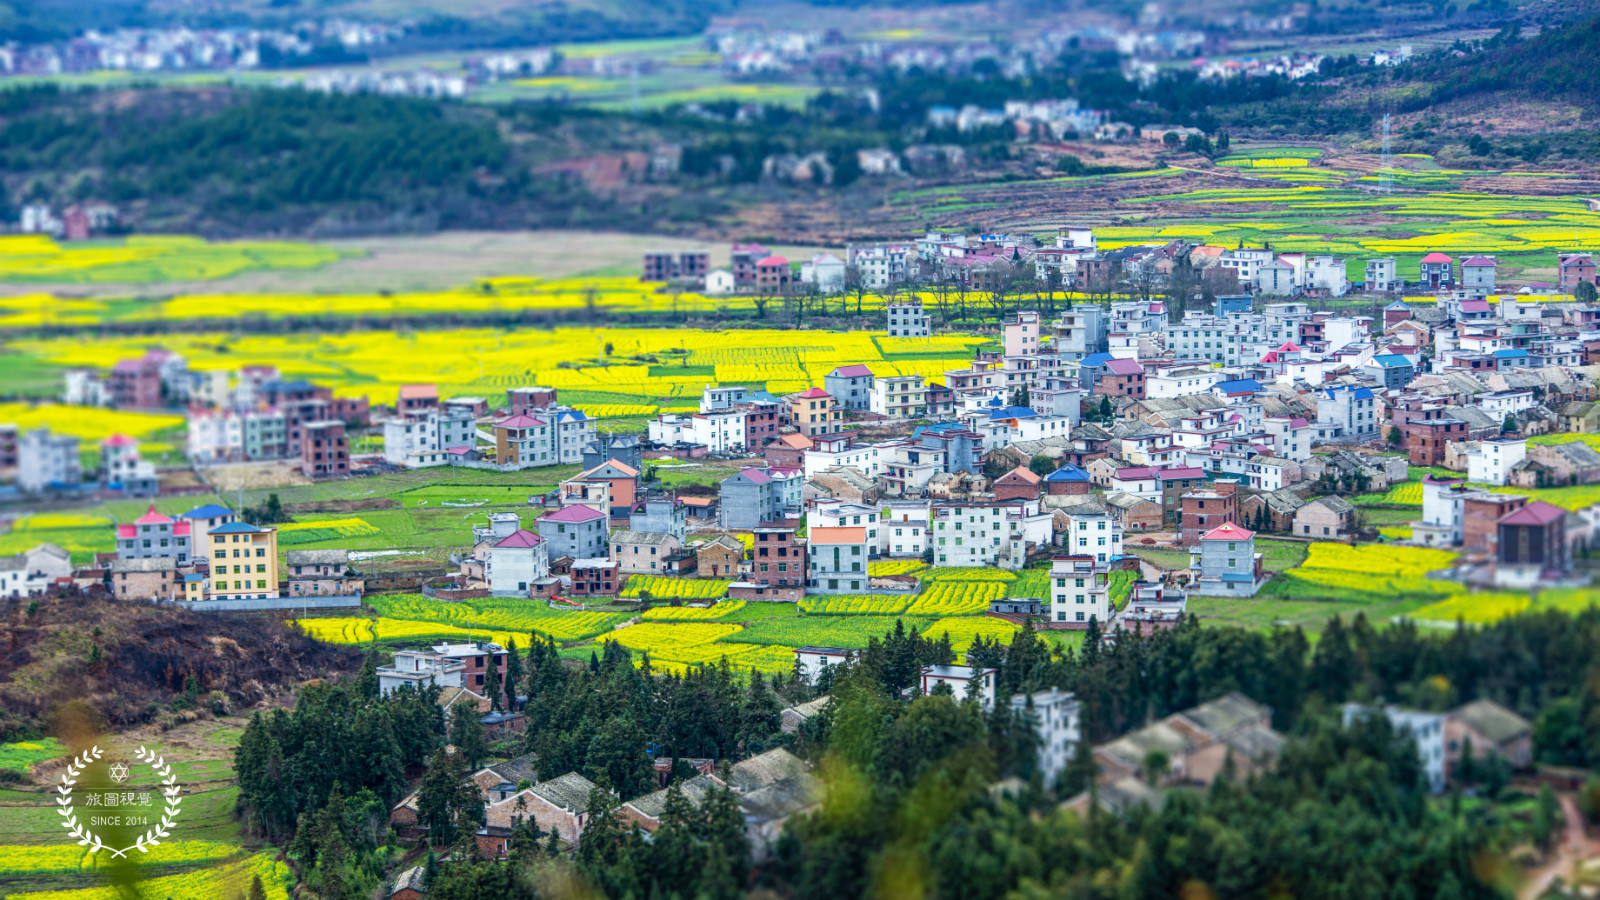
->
xmin=1519 ymin=793 xmax=1598 ymax=900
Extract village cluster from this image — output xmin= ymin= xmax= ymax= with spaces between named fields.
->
xmin=3 ymin=225 xmax=1598 ymax=613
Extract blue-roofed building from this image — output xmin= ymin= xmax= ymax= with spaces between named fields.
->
xmin=1076 ymin=353 xmax=1115 ymax=393
xmin=1315 ymin=385 xmax=1380 ymax=441
xmin=1213 ymin=294 xmax=1253 ymax=318
xmin=1044 ymin=464 xmax=1091 ymax=495
xmin=1493 ymin=348 xmax=1531 ymax=370
xmin=181 ymin=504 xmax=236 ymax=562
xmin=986 ymin=406 xmax=1039 ymax=421
xmin=1362 ymin=354 xmax=1417 ymax=390
xmin=207 ymin=521 xmax=280 ymax=601
xmin=1210 ymin=379 xmax=1263 ymax=401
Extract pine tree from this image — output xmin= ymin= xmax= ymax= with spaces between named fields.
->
xmin=484 ymin=648 xmax=503 ymax=712
xmin=355 ymin=649 xmax=379 ymax=699
xmin=451 ymin=703 xmax=487 ymax=770
xmin=503 ymin=636 xmax=523 ymax=708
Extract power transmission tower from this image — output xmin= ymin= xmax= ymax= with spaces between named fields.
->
xmin=1379 ymin=113 xmax=1393 ymax=194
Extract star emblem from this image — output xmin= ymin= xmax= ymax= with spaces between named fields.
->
xmin=108 ymin=761 xmax=130 ymax=784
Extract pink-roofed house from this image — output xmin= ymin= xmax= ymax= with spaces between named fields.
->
xmin=1098 ymin=358 xmax=1146 ymax=399
xmin=115 ymin=504 xmax=193 ymax=563
xmin=787 ymin=387 xmax=842 ymax=437
xmin=1461 ymin=256 xmax=1498 ymax=293
xmin=493 ymin=414 xmax=552 ymax=467
xmin=536 ymin=504 xmax=609 ymax=560
xmin=825 ymin=364 xmax=876 ymax=411
xmin=489 ymin=528 xmax=549 ymax=595
xmin=1420 ymin=252 xmax=1454 ymax=290
xmin=1559 ymin=253 xmax=1597 ymax=293
xmin=1188 ymin=518 xmax=1265 ymax=596
xmin=755 ymin=255 xmax=793 ymax=295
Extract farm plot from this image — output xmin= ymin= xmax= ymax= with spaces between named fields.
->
xmin=0 ymin=516 xmax=112 ymax=564
xmin=737 ymin=616 xmax=935 ymax=650
xmin=923 ymin=616 xmax=1022 ymax=657
xmin=0 ymin=739 xmax=65 ymax=773
xmin=1411 ymin=586 xmax=1600 ymax=625
xmin=1267 ymin=543 xmax=1460 ymax=602
xmin=642 ymin=601 xmax=746 ymax=621
xmin=0 ymin=403 xmax=183 ymax=442
xmin=601 ymin=622 xmax=743 ymax=657
xmin=620 ymin=575 xmax=733 ymax=600
xmin=294 ymin=617 xmax=527 ymax=649
xmin=366 ymin=594 xmax=627 ymax=641
xmin=919 ymin=567 xmax=1017 ymax=582
xmin=798 ymin=595 xmax=912 ymax=616
xmin=867 ymin=560 xmax=926 ymax=577
xmin=5 ymin=850 xmax=294 ymax=900
xmin=275 ymin=517 xmax=380 ymax=545
xmin=0 ymin=841 xmax=243 ymax=876
xmin=905 ymin=580 xmax=1004 ymax=616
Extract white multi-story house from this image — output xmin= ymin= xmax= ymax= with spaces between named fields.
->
xmin=885 ymin=300 xmax=931 ymax=337
xmin=647 ymin=408 xmax=746 ymax=453
xmin=1063 ymin=511 xmax=1123 ymax=564
xmin=1475 ymin=390 xmax=1536 ymax=418
xmin=1048 ymin=555 xmax=1112 ymax=625
xmin=803 ymin=437 xmax=883 ymax=479
xmin=1051 ymin=306 xmax=1107 ymax=360
xmin=880 ymin=500 xmax=931 ymax=558
xmin=1217 ymin=247 xmax=1274 ymax=288
xmin=377 ymin=649 xmax=466 ymax=697
xmin=487 ymin=528 xmax=550 ymax=595
xmin=878 ymin=441 xmax=946 ymax=497
xmin=1466 ymin=438 xmax=1526 ymax=486
xmin=1315 ymin=386 xmax=1380 ymax=441
xmin=931 ymin=502 xmax=1025 ymax=568
xmin=384 ymin=407 xmax=477 ymax=468
xmin=1263 ymin=415 xmax=1313 ymax=462
xmin=1343 ymin=705 xmax=1446 ymax=793
xmin=18 ymin=427 xmax=80 ymax=493
xmin=849 ymin=244 xmax=912 ymax=290
xmin=1307 ymin=256 xmax=1349 ymax=296
xmin=1366 ymin=258 xmax=1401 ymax=292
xmin=1146 ymin=367 xmax=1220 ymax=399
xmin=1011 ymin=688 xmax=1081 ymax=789
xmin=870 ymin=375 xmax=927 ymax=420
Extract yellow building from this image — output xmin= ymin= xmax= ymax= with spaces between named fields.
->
xmin=182 ymin=573 xmax=207 ymax=602
xmin=207 ymin=522 xmax=279 ymax=600
xmin=789 ymin=387 xmax=843 ymax=437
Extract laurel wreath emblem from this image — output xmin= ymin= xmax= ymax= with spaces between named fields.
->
xmin=57 ymin=745 xmax=184 ymax=858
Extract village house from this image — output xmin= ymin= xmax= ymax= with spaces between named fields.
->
xmin=1294 ymin=496 xmax=1357 ymax=540
xmin=484 ymin=772 xmax=606 ymax=847
xmin=697 ymin=534 xmax=745 ymax=578
xmin=286 ymin=549 xmax=363 ymax=596
xmin=611 ymin=531 xmax=682 ymax=575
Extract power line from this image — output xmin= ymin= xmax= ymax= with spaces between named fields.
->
xmin=1379 ymin=112 xmax=1393 ymax=194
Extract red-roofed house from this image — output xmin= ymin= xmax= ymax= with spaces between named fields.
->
xmin=1495 ymin=500 xmax=1568 ymax=587
xmin=1189 ymin=518 xmax=1265 ymax=596
xmin=1098 ymin=358 xmax=1146 ymax=399
xmin=765 ymin=432 xmax=812 ymax=468
xmin=994 ymin=466 xmax=1043 ymax=501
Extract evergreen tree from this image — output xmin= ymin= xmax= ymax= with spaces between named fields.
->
xmin=503 ymin=637 xmax=523 ymax=708
xmin=484 ymin=648 xmax=503 ymax=712
xmin=451 ymin=703 xmax=487 ymax=770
